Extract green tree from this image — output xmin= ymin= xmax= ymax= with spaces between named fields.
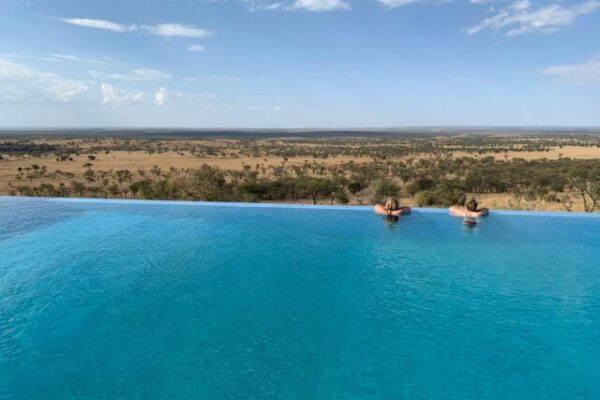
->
xmin=371 ymin=178 xmax=400 ymax=201
xmin=297 ymin=178 xmax=335 ymax=205
xmin=185 ymin=164 xmax=227 ymax=201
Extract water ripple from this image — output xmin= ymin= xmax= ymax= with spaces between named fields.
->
xmin=0 ymin=198 xmax=599 ymax=399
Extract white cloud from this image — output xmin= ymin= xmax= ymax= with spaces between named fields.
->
xmin=100 ymin=84 xmax=199 ymax=106
xmin=377 ymin=0 xmax=420 ymax=8
xmin=0 ymin=57 xmax=197 ymax=107
xmin=155 ymin=87 xmax=168 ymax=106
xmin=249 ymin=105 xmax=284 ymax=111
xmin=60 ymin=18 xmax=213 ymax=38
xmin=188 ymin=44 xmax=205 ymax=52
xmin=465 ymin=1 xmax=600 ymax=36
xmin=541 ymin=55 xmax=600 ymax=85
xmin=131 ymin=69 xmax=172 ymax=80
xmin=49 ymin=54 xmax=81 ymax=62
xmin=293 ymin=0 xmax=349 ymax=11
xmin=100 ymin=83 xmax=145 ymax=105
xmin=0 ymin=57 xmax=89 ymax=103
xmin=238 ymin=0 xmax=293 ymax=11
xmin=511 ymin=0 xmax=530 ymax=11
xmin=49 ymin=81 xmax=89 ymax=102
xmin=142 ymin=24 xmax=213 ymax=38
xmin=48 ymin=53 xmax=109 ymax=64
xmin=256 ymin=2 xmax=285 ymax=10
xmin=89 ymin=69 xmax=171 ymax=81
xmin=61 ymin=18 xmax=128 ymax=32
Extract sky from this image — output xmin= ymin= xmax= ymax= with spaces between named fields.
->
xmin=0 ymin=0 xmax=598 ymax=127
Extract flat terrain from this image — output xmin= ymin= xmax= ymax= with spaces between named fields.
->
xmin=452 ymin=146 xmax=600 ymax=160
xmin=2 ymin=134 xmax=600 ymax=212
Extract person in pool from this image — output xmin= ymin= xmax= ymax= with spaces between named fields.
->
xmin=449 ymin=195 xmax=489 ymax=218
xmin=374 ymin=197 xmax=411 ymax=221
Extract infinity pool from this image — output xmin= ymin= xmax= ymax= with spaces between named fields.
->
xmin=1 ymin=197 xmax=599 ymax=399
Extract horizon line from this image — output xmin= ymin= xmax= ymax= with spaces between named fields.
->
xmin=1 ymin=125 xmax=600 ymax=131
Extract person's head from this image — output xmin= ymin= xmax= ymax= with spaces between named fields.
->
xmin=384 ymin=197 xmax=399 ymax=211
xmin=465 ymin=197 xmax=478 ymax=212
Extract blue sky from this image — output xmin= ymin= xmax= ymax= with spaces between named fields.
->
xmin=0 ymin=0 xmax=598 ymax=127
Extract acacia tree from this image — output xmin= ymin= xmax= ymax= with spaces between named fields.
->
xmin=185 ymin=164 xmax=227 ymax=201
xmin=355 ymin=187 xmax=376 ymax=205
xmin=371 ymin=178 xmax=400 ymax=202
xmin=115 ymin=169 xmax=132 ymax=184
xmin=568 ymin=177 xmax=600 ymax=212
xmin=297 ymin=178 xmax=335 ymax=205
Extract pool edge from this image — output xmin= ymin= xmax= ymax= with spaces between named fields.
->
xmin=2 ymin=195 xmax=600 ymax=218
xmin=0 ymin=196 xmax=600 ymax=218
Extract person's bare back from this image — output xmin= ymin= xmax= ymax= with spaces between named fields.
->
xmin=374 ymin=197 xmax=412 ymax=218
xmin=449 ymin=196 xmax=489 ymax=218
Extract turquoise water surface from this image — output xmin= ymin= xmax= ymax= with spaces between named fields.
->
xmin=1 ymin=197 xmax=599 ymax=399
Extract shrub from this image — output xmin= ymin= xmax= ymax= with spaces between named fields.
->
xmin=413 ymin=183 xmax=464 ymax=207
xmin=371 ymin=178 xmax=400 ymax=202
xmin=185 ymin=164 xmax=227 ymax=201
xmin=406 ymin=178 xmax=435 ymax=196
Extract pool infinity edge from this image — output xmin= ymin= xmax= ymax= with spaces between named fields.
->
xmin=2 ymin=196 xmax=600 ymax=219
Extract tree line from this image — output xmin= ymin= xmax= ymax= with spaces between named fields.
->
xmin=10 ymin=155 xmax=600 ymax=212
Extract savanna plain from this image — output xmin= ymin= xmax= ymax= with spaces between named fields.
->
xmin=2 ymin=131 xmax=600 ymax=212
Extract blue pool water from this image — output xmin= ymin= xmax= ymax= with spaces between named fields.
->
xmin=1 ymin=197 xmax=599 ymax=400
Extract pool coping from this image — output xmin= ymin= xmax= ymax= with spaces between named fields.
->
xmin=2 ymin=196 xmax=600 ymax=218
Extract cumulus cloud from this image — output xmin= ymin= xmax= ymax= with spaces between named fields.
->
xmin=293 ymin=0 xmax=349 ymax=11
xmin=0 ymin=56 xmax=204 ymax=107
xmin=541 ymin=55 xmax=600 ymax=85
xmin=89 ymin=69 xmax=171 ymax=81
xmin=100 ymin=84 xmax=196 ymax=106
xmin=100 ymin=83 xmax=145 ymax=105
xmin=155 ymin=87 xmax=168 ymax=106
xmin=465 ymin=0 xmax=600 ymax=36
xmin=0 ymin=57 xmax=89 ymax=103
xmin=60 ymin=18 xmax=213 ymax=38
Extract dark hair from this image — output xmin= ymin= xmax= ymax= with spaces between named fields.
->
xmin=464 ymin=216 xmax=477 ymax=227
xmin=385 ymin=215 xmax=399 ymax=223
xmin=466 ymin=198 xmax=478 ymax=212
